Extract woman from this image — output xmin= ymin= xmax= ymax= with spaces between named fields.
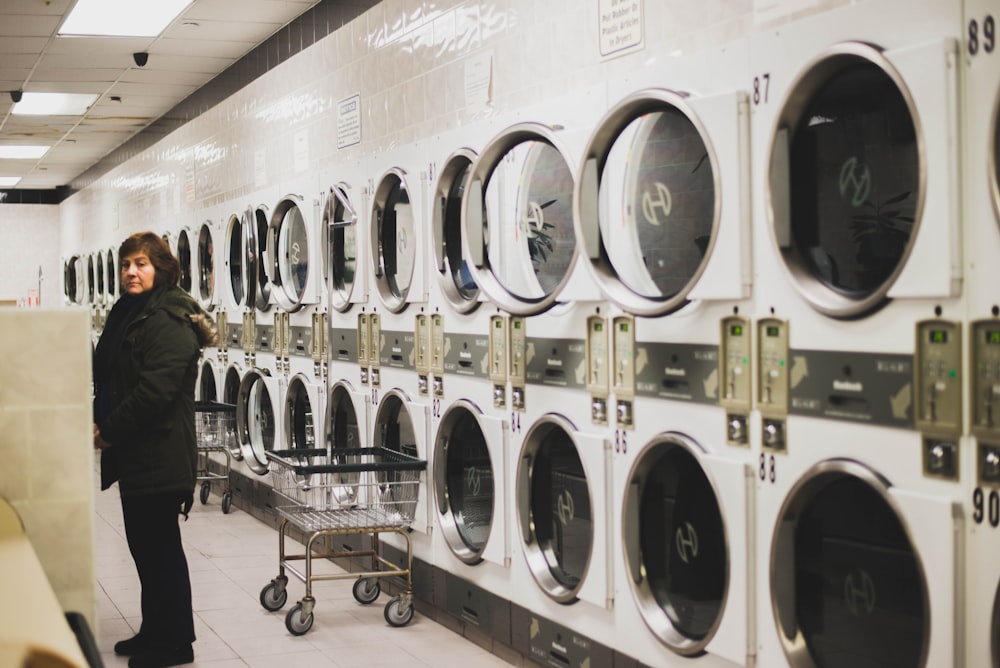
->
xmin=93 ymin=232 xmax=217 ymax=668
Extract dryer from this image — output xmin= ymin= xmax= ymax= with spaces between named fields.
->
xmin=748 ymin=2 xmax=965 ymax=666
xmin=266 ymin=178 xmax=328 ymax=458
xmin=572 ymin=49 xmax=756 ymax=662
xmin=460 ymin=96 xmax=618 ymax=644
xmin=962 ymin=0 xmax=1000 ymax=663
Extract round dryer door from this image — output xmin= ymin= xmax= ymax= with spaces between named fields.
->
xmin=770 ymin=460 xmax=928 ymax=667
xmin=517 ymin=415 xmax=593 ymax=603
xmin=249 ymin=205 xmax=272 ymax=312
xmin=197 ymin=359 xmax=218 ymax=402
xmin=324 ymin=184 xmax=360 ymax=312
xmin=371 ymin=169 xmax=417 ymax=312
xmin=86 ymin=255 xmax=95 ymax=304
xmin=106 ymin=249 xmax=117 ymax=301
xmin=95 ymin=253 xmax=105 ymax=305
xmin=272 ymin=195 xmax=318 ymax=312
xmin=992 ymin=92 xmax=1000 ymax=226
xmin=623 ymin=434 xmax=727 ymax=655
xmin=284 ymin=374 xmax=320 ymax=450
xmin=992 ymin=583 xmax=1000 ymax=667
xmin=325 ymin=382 xmax=365 ymax=505
xmin=236 ymin=368 xmax=278 ymax=475
xmin=70 ymin=255 xmax=84 ymax=304
xmin=196 ymin=222 xmax=217 ymax=311
xmin=578 ymin=90 xmax=719 ymax=316
xmin=434 ymin=401 xmax=495 ymax=564
xmin=177 ymin=229 xmax=192 ymax=294
xmin=224 ymin=211 xmax=256 ymax=310
xmin=372 ymin=390 xmax=421 ymax=523
xmin=433 ymin=150 xmax=479 ymax=312
xmin=463 ymin=123 xmax=578 ymax=315
xmin=768 ymin=43 xmax=921 ymax=318
xmin=222 ymin=363 xmax=243 ymax=406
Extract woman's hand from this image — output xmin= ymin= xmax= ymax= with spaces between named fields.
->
xmin=93 ymin=424 xmax=111 ymax=450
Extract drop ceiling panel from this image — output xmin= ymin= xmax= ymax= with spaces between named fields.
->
xmin=0 ymin=0 xmax=330 ymax=191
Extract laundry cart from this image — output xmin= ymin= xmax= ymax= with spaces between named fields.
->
xmin=194 ymin=401 xmax=236 ymax=514
xmin=259 ymin=446 xmax=426 ymax=635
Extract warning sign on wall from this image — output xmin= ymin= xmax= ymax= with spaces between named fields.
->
xmin=599 ymin=0 xmax=644 ymax=60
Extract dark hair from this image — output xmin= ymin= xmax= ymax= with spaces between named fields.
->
xmin=119 ymin=232 xmax=180 ymax=287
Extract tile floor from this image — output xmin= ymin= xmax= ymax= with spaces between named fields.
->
xmin=93 ymin=475 xmax=513 ymax=668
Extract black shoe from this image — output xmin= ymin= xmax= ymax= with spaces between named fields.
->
xmin=127 ymin=645 xmax=194 ymax=668
xmin=114 ymin=634 xmax=149 ymax=656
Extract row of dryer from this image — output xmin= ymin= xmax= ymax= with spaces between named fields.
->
xmin=68 ymin=0 xmax=1000 ymax=665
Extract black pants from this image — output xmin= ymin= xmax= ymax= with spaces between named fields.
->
xmin=121 ymin=492 xmax=196 ymax=648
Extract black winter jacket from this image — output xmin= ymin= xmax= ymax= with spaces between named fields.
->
xmin=95 ymin=285 xmax=217 ymax=496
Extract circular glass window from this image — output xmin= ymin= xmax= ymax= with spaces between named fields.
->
xmin=624 ymin=436 xmax=727 ymax=654
xmin=434 ymin=152 xmax=479 ymax=310
xmin=197 ymin=224 xmax=215 ymax=309
xmin=372 ymin=171 xmax=416 ymax=310
xmin=285 ymin=376 xmax=316 ymax=450
xmin=373 ymin=392 xmax=420 ymax=520
xmin=223 ymin=365 xmax=242 ymax=405
xmin=435 ymin=403 xmax=494 ymax=563
xmin=177 ymin=229 xmax=192 ymax=293
xmin=324 ymin=185 xmax=358 ymax=312
xmin=485 ymin=141 xmax=575 ymax=301
xmin=771 ymin=462 xmax=927 ymax=667
xmin=325 ymin=383 xmax=362 ymax=504
xmin=64 ymin=257 xmax=77 ymax=303
xmin=252 ymin=207 xmax=272 ymax=311
xmin=272 ymin=199 xmax=310 ymax=309
xmin=198 ymin=360 xmax=218 ymax=402
xmin=106 ymin=249 xmax=117 ymax=300
xmin=771 ymin=46 xmax=921 ymax=317
xmin=226 ymin=213 xmax=245 ymax=308
xmin=992 ymin=581 xmax=1000 ymax=667
xmin=519 ymin=417 xmax=592 ymax=602
xmin=590 ymin=97 xmax=717 ymax=314
xmin=237 ymin=371 xmax=275 ymax=475
xmin=992 ymin=90 xmax=1000 ymax=229
xmin=96 ymin=252 xmax=105 ymax=303
xmin=87 ymin=255 xmax=95 ymax=303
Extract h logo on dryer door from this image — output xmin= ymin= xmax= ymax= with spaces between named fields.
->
xmin=838 ymin=157 xmax=871 ymax=207
xmin=675 ymin=521 xmax=699 ymax=564
xmin=465 ymin=466 xmax=482 ymax=497
xmin=556 ymin=489 xmax=575 ymax=525
xmin=641 ymin=182 xmax=673 ymax=226
xmin=843 ymin=569 xmax=877 ymax=616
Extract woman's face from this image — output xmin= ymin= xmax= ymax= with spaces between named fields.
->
xmin=121 ymin=251 xmax=156 ymax=295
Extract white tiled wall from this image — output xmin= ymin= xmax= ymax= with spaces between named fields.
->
xmin=0 ymin=204 xmax=60 ymax=308
xmin=58 ymin=0 xmax=761 ymax=256
xmin=0 ymin=309 xmax=95 ymax=631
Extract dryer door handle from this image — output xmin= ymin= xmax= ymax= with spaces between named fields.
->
xmin=518 ymin=455 xmax=533 ymax=544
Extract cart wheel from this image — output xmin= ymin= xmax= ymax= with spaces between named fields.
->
xmin=259 ymin=581 xmax=288 ymax=611
xmin=352 ymin=578 xmax=381 ymax=604
xmin=199 ymin=481 xmax=211 ymax=505
xmin=384 ymin=596 xmax=413 ymax=627
xmin=285 ymin=603 xmax=314 ymax=636
xmin=221 ymin=492 xmax=232 ymax=514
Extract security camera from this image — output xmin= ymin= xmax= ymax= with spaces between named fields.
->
xmin=10 ymin=90 xmax=22 ymax=104
xmin=132 ymin=52 xmax=148 ymax=67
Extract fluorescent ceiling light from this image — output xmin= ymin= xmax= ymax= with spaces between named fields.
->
xmin=59 ymin=0 xmax=193 ymax=37
xmin=0 ymin=177 xmax=22 ymax=187
xmin=0 ymin=146 xmax=50 ymax=159
xmin=12 ymin=93 xmax=99 ymax=116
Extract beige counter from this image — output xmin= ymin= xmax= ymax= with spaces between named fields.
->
xmin=0 ymin=497 xmax=88 ymax=668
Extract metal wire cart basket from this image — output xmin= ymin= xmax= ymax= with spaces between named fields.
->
xmin=259 ymin=446 xmax=426 ymax=635
xmin=194 ymin=401 xmax=237 ymax=514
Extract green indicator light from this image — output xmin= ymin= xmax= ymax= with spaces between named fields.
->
xmin=949 ymin=369 xmax=957 ymax=378
xmin=780 ymin=359 xmax=786 ymax=366
xmin=743 ymin=357 xmax=748 ymax=364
